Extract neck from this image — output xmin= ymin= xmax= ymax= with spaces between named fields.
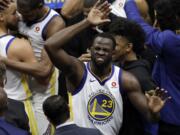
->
xmin=120 ymin=52 xmax=137 ymax=65
xmin=90 ymin=62 xmax=112 ymax=80
xmin=55 ymin=118 xmax=72 ymax=127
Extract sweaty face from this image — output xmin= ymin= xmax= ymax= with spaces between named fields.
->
xmin=112 ymin=35 xmax=129 ymax=62
xmin=5 ymin=3 xmax=19 ymax=31
xmin=91 ymin=36 xmax=114 ymax=67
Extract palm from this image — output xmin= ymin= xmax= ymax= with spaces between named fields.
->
xmin=148 ymin=96 xmax=165 ymax=113
xmin=88 ymin=9 xmax=104 ymax=25
xmin=146 ymin=88 xmax=171 ymax=113
xmin=87 ymin=1 xmax=111 ymax=25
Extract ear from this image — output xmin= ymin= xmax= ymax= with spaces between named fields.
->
xmin=0 ymin=13 xmax=4 ymax=22
xmin=126 ymin=43 xmax=133 ymax=53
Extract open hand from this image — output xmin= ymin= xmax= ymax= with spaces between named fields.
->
xmin=87 ymin=0 xmax=111 ymax=25
xmin=146 ymin=87 xmax=171 ymax=113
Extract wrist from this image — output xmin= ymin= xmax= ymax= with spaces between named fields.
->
xmin=84 ymin=18 xmax=93 ymax=26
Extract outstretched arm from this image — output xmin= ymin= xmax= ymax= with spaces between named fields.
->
xmin=121 ymin=70 xmax=169 ymax=122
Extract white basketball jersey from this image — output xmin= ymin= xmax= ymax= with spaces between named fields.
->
xmin=69 ymin=62 xmax=123 ymax=135
xmin=111 ymin=0 xmax=127 ymax=18
xmin=18 ymin=8 xmax=59 ymax=96
xmin=0 ymin=35 xmax=32 ymax=100
xmin=18 ymin=8 xmax=59 ymax=60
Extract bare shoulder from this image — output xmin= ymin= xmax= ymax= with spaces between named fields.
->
xmin=9 ymin=37 xmax=30 ymax=50
xmin=46 ymin=14 xmax=66 ymax=38
xmin=7 ymin=37 xmax=32 ymax=60
xmin=121 ymin=70 xmax=141 ymax=93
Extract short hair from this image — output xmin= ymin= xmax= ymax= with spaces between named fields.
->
xmin=155 ymin=0 xmax=180 ymax=31
xmin=0 ymin=87 xmax=8 ymax=113
xmin=109 ymin=17 xmax=145 ymax=55
xmin=17 ymin=0 xmax=44 ymax=10
xmin=93 ymin=33 xmax=116 ymax=50
xmin=43 ymin=95 xmax=69 ymax=126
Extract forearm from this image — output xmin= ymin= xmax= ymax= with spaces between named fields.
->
xmin=2 ymin=58 xmax=52 ymax=79
xmin=45 ymin=19 xmax=91 ymax=50
xmin=130 ymin=94 xmax=160 ymax=122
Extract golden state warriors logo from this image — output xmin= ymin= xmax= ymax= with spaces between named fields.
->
xmin=88 ymin=92 xmax=115 ymax=125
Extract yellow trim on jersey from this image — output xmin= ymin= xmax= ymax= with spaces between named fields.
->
xmin=21 ymin=75 xmax=32 ymax=98
xmin=50 ymin=124 xmax=55 ymax=135
xmin=68 ymin=92 xmax=73 ymax=121
xmin=24 ymin=99 xmax=39 ymax=135
xmin=50 ymin=69 xmax=57 ymax=95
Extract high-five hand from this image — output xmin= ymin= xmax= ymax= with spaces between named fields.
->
xmin=87 ymin=0 xmax=111 ymax=25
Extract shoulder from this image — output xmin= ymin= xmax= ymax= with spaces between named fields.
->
xmin=0 ymin=120 xmax=28 ymax=135
xmin=45 ymin=12 xmax=65 ymax=38
xmin=7 ymin=37 xmax=31 ymax=56
xmin=77 ymin=127 xmax=102 ymax=134
xmin=121 ymin=70 xmax=141 ymax=93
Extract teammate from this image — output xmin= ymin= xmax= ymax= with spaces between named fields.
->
xmin=0 ymin=1 xmax=54 ymax=134
xmin=0 ymin=0 xmax=65 ymax=134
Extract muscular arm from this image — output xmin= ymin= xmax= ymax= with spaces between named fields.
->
xmin=121 ymin=70 xmax=159 ymax=122
xmin=45 ymin=1 xmax=111 ymax=91
xmin=2 ymin=38 xmax=52 ymax=79
xmin=45 ymin=19 xmax=90 ymax=91
xmin=61 ymin=0 xmax=84 ymax=19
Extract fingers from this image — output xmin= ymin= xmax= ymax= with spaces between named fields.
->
xmin=146 ymin=89 xmax=156 ymax=96
xmin=93 ymin=0 xmax=101 ymax=8
xmin=100 ymin=18 xmax=111 ymax=23
xmin=78 ymin=53 xmax=91 ymax=62
xmin=154 ymin=87 xmax=171 ymax=101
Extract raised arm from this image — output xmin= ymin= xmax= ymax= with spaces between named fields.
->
xmin=125 ymin=0 xmax=167 ymax=54
xmin=121 ymin=70 xmax=169 ymax=122
xmin=45 ymin=0 xmax=111 ymax=91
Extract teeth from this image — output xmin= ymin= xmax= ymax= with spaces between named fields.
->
xmin=97 ymin=58 xmax=104 ymax=61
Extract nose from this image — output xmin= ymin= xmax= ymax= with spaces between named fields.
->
xmin=97 ymin=49 xmax=105 ymax=55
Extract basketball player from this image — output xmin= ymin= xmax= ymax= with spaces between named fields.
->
xmin=45 ymin=1 xmax=169 ymax=135
xmin=0 ymin=1 xmax=54 ymax=134
xmin=0 ymin=0 xmax=65 ymax=134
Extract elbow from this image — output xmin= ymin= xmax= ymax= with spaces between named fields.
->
xmin=40 ymin=65 xmax=53 ymax=79
xmin=35 ymin=64 xmax=53 ymax=79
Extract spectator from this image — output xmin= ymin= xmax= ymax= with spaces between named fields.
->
xmin=109 ymin=17 xmax=157 ymax=135
xmin=0 ymin=88 xmax=28 ymax=135
xmin=125 ymin=0 xmax=180 ymax=135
